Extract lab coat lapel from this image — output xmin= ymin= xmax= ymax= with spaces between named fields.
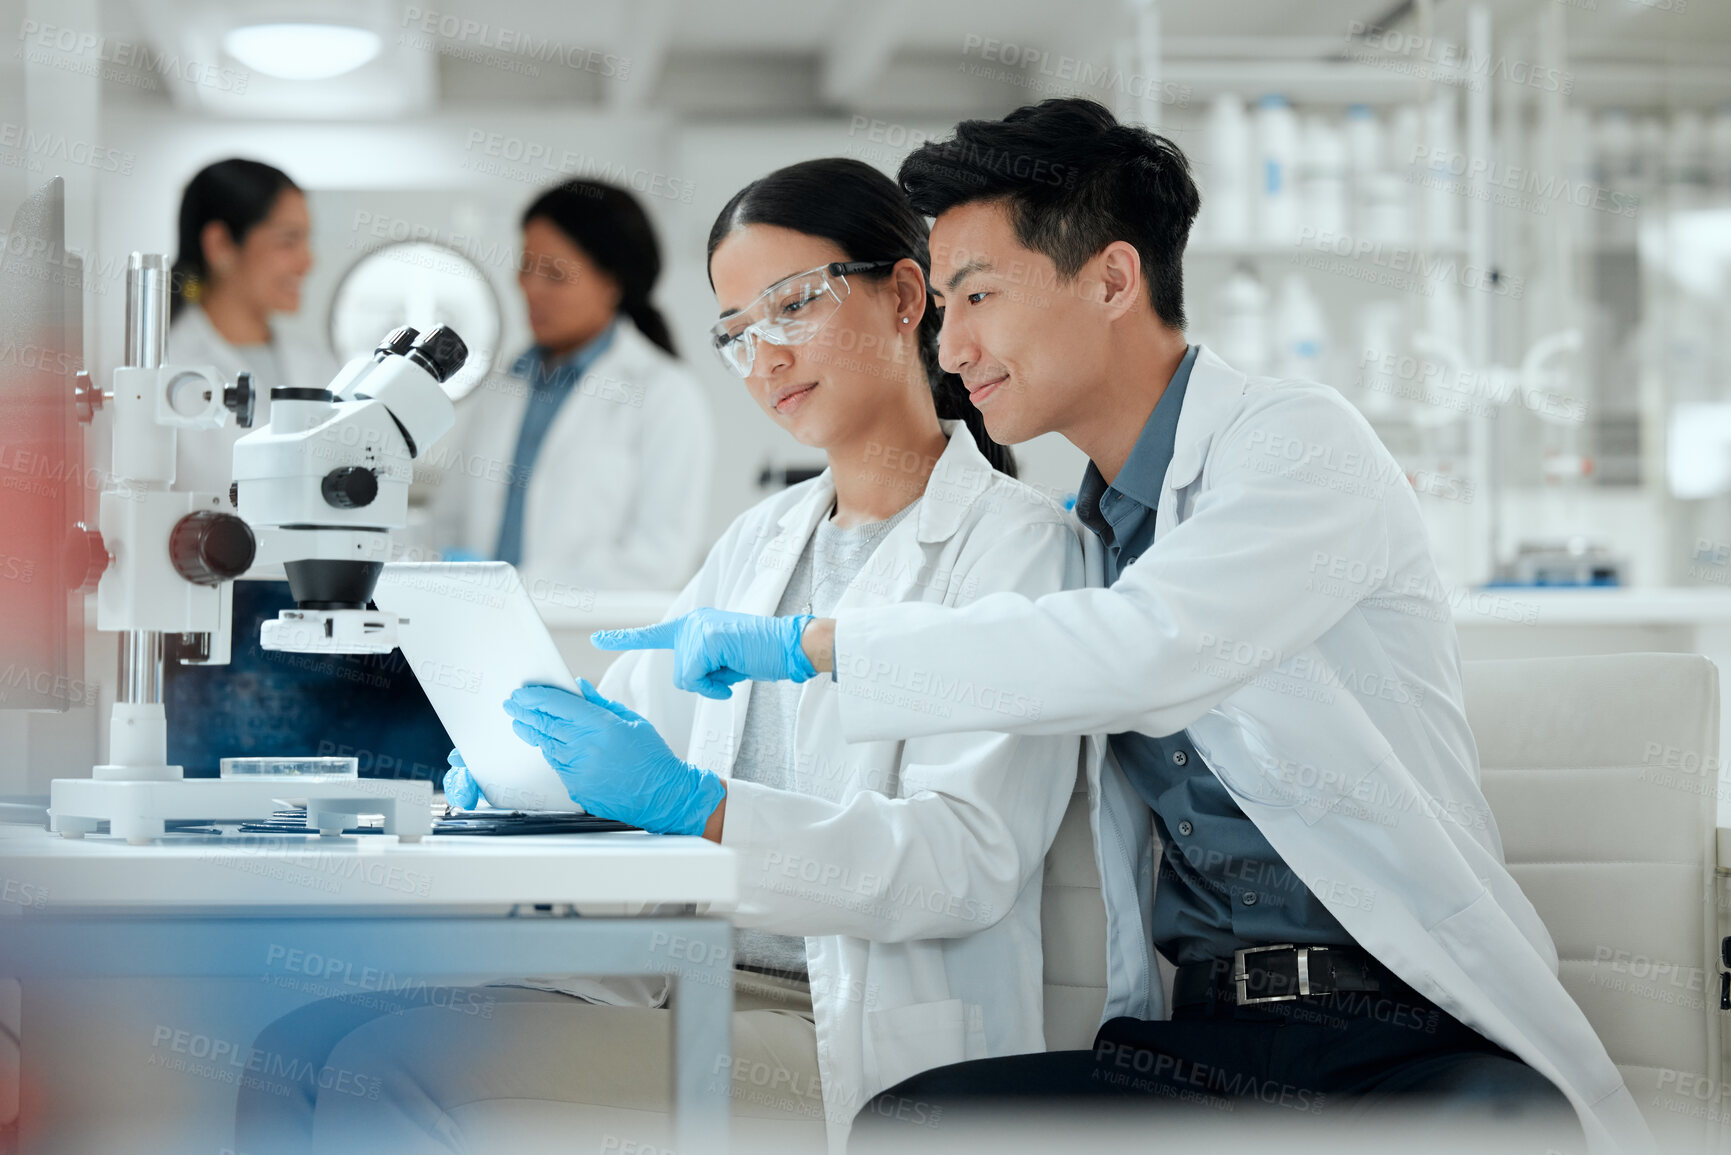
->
xmin=522 ymin=327 xmax=641 ymax=550
xmin=1109 ymin=346 xmax=1255 ymax=1019
xmin=911 ymin=422 xmax=988 ymax=545
xmin=720 ymin=473 xmax=837 ymax=772
xmin=537 ymin=324 xmax=643 ymax=462
xmin=452 ymin=382 xmax=529 ymax=564
xmin=786 ymin=429 xmax=977 ymax=799
xmin=823 ymin=427 xmax=987 ymax=618
xmin=1153 ymin=344 xmax=1246 ymax=543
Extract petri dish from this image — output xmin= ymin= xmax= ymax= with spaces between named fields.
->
xmin=219 ymin=756 xmax=358 ymax=780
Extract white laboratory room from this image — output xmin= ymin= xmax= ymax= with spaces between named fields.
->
xmin=1 ymin=0 xmax=1730 ymax=1152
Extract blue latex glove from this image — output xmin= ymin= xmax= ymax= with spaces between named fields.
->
xmin=443 ymin=749 xmax=482 ymax=809
xmin=591 ymin=608 xmax=817 ymax=700
xmin=503 ymin=681 xmax=726 ymax=835
xmin=441 ymin=548 xmax=488 ymax=562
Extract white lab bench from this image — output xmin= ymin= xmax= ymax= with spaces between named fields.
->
xmin=0 ymin=823 xmax=738 ymax=1155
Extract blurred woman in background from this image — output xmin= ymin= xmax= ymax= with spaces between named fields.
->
xmin=430 ymin=179 xmax=714 ymax=591
xmin=168 ymin=158 xmax=337 ymax=496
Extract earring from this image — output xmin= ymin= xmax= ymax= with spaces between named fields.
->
xmin=901 ymin=317 xmax=911 ymax=325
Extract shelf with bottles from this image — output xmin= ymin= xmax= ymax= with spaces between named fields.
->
xmin=1186 ymin=237 xmax=1469 ymax=260
xmin=1189 ymin=92 xmax=1473 ymax=264
xmin=1187 ymin=261 xmax=1519 ymax=432
xmin=1186 ymin=91 xmax=1731 ymax=264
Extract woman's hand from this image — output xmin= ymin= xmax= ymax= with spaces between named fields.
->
xmin=503 ymin=681 xmax=726 ymax=836
xmin=442 ymin=749 xmax=482 ymax=809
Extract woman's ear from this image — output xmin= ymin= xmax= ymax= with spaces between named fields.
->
xmin=200 ymin=220 xmax=237 ymax=279
xmin=890 ymin=258 xmax=927 ymax=328
xmin=597 ymin=267 xmax=625 ymax=311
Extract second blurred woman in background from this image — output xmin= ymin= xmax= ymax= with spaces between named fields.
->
xmin=430 ymin=179 xmax=715 ymax=591
xmin=168 ymin=158 xmax=337 ymax=496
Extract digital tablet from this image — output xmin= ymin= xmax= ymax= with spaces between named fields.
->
xmin=373 ymin=562 xmax=581 ymax=812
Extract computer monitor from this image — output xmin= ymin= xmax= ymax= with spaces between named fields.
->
xmin=164 ymin=579 xmax=451 ymax=780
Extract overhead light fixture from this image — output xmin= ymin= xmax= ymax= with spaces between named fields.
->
xmin=222 ymin=23 xmax=382 ymax=81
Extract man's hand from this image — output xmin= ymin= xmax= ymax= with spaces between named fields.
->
xmin=503 ymin=681 xmax=726 ymax=837
xmin=799 ymin=618 xmax=836 ymax=676
xmin=592 ymin=608 xmax=821 ymax=698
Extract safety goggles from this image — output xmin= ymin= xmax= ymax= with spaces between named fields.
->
xmin=709 ymin=260 xmax=896 ymax=377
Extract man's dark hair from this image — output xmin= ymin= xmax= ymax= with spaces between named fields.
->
xmin=898 ymin=98 xmax=1200 ymax=330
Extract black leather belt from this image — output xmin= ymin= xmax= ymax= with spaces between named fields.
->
xmin=1173 ymin=944 xmax=1384 ymax=1008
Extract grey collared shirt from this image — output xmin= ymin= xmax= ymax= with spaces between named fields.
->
xmin=1073 ymin=345 xmax=1355 ymax=966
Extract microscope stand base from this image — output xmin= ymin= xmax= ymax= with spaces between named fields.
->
xmin=48 ymin=777 xmax=435 ymax=844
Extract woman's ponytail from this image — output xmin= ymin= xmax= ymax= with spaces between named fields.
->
xmin=618 ymin=296 xmax=676 ymax=357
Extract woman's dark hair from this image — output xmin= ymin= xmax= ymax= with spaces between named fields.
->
xmin=705 ymin=157 xmax=1015 ymax=477
xmin=523 ymin=180 xmax=675 ymax=356
xmin=899 ymin=98 xmax=1200 ymax=330
xmin=171 ymin=158 xmax=300 ymax=320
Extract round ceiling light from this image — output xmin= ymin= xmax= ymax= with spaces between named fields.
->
xmin=222 ymin=23 xmax=383 ymax=81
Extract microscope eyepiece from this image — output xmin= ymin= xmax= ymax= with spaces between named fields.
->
xmin=407 ymin=325 xmax=468 ymax=384
xmin=376 ymin=326 xmax=419 ymax=360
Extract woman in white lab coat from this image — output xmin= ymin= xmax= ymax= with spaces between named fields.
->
xmin=240 ymin=160 xmax=1084 ymax=1155
xmin=426 ymin=180 xmax=714 ymax=591
xmin=166 ymin=158 xmax=338 ymax=497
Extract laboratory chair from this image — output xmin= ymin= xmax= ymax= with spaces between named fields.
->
xmin=1040 ymin=653 xmax=1729 ymax=1150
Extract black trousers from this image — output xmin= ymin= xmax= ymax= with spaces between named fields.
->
xmin=852 ymin=967 xmax=1583 ymax=1152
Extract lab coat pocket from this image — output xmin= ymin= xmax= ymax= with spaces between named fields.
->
xmin=1189 ymin=677 xmax=1393 ymax=826
xmin=865 ymin=998 xmax=987 ymax=1092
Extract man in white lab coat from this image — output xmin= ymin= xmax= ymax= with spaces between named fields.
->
xmin=599 ymin=99 xmax=1652 ymax=1154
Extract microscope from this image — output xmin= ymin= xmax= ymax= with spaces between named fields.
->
xmin=244 ymin=320 xmax=466 ymax=654
xmin=49 ymin=254 xmax=465 ymax=843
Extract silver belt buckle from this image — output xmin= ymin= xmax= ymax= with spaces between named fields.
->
xmin=1233 ymin=943 xmax=1324 ymax=1005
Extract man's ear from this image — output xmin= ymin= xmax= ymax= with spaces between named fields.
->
xmin=1093 ymin=240 xmax=1145 ymax=321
